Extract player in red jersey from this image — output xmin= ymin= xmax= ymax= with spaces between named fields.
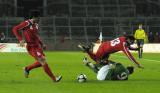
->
xmin=12 ymin=11 xmax=62 ymax=82
xmin=78 ymin=35 xmax=143 ymax=68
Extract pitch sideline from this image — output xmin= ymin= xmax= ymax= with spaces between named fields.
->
xmin=112 ymin=54 xmax=160 ymax=63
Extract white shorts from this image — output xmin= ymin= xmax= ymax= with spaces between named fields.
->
xmin=97 ymin=65 xmax=110 ymax=81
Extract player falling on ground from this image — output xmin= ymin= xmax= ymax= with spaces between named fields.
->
xmin=78 ymin=35 xmax=143 ymax=68
xmin=82 ymin=57 xmax=134 ymax=81
xmin=12 ymin=11 xmax=62 ymax=82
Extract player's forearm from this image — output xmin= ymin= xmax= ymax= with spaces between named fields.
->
xmin=12 ymin=26 xmax=22 ymax=41
xmin=127 ymin=53 xmax=141 ymax=66
xmin=134 ymin=32 xmax=137 ymax=39
xmin=123 ymin=50 xmax=141 ymax=66
xmin=86 ymin=62 xmax=99 ymax=73
xmin=39 ymin=40 xmax=43 ymax=46
xmin=143 ymin=35 xmax=146 ymax=39
xmin=12 ymin=21 xmax=29 ymax=42
xmin=36 ymin=35 xmax=43 ymax=46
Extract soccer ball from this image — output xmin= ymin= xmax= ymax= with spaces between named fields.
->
xmin=77 ymin=74 xmax=87 ymax=83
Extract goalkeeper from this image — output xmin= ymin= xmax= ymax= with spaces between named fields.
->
xmin=83 ymin=57 xmax=134 ymax=81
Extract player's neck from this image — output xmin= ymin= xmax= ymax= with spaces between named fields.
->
xmin=29 ymin=19 xmax=34 ymax=24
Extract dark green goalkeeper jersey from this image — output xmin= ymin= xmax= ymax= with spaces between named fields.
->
xmin=106 ymin=63 xmax=129 ymax=80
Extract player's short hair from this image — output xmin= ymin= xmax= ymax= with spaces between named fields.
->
xmin=126 ymin=66 xmax=134 ymax=74
xmin=125 ymin=35 xmax=135 ymax=41
xmin=29 ymin=11 xmax=40 ymax=18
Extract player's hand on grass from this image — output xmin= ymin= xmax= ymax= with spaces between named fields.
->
xmin=19 ymin=40 xmax=25 ymax=47
xmin=137 ymin=64 xmax=144 ymax=69
xmin=42 ymin=44 xmax=47 ymax=50
xmin=83 ymin=57 xmax=89 ymax=65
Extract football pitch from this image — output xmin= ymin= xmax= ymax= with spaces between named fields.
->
xmin=0 ymin=52 xmax=160 ymax=93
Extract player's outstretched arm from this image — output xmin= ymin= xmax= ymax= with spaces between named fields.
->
xmin=83 ymin=57 xmax=99 ymax=73
xmin=19 ymin=40 xmax=25 ymax=47
xmin=37 ymin=36 xmax=46 ymax=50
xmin=137 ymin=64 xmax=144 ymax=69
xmin=123 ymin=44 xmax=143 ymax=69
xmin=12 ymin=21 xmax=29 ymax=42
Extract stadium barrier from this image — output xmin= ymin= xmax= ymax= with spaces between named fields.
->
xmin=0 ymin=43 xmax=160 ymax=53
xmin=143 ymin=44 xmax=160 ymax=53
xmin=0 ymin=43 xmax=27 ymax=52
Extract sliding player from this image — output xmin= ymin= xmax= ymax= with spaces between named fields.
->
xmin=83 ymin=57 xmax=134 ymax=81
xmin=12 ymin=11 xmax=62 ymax=82
xmin=78 ymin=35 xmax=143 ymax=68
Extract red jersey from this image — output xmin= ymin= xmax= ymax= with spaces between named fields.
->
xmin=89 ymin=37 xmax=139 ymax=66
xmin=12 ymin=19 xmax=42 ymax=47
xmin=97 ymin=37 xmax=127 ymax=55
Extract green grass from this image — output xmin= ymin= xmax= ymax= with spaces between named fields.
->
xmin=0 ymin=52 xmax=160 ymax=93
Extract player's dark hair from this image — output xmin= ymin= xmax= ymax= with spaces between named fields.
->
xmin=126 ymin=66 xmax=134 ymax=74
xmin=125 ymin=35 xmax=135 ymax=41
xmin=29 ymin=11 xmax=40 ymax=19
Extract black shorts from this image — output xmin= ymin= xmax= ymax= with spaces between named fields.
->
xmin=136 ymin=39 xmax=144 ymax=47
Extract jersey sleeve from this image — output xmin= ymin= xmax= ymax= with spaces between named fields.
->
xmin=134 ymin=30 xmax=137 ymax=39
xmin=36 ymin=34 xmax=43 ymax=46
xmin=12 ymin=21 xmax=29 ymax=41
xmin=122 ymin=42 xmax=140 ymax=66
xmin=142 ymin=30 xmax=146 ymax=39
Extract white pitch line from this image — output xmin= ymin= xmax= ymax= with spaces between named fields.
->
xmin=112 ymin=54 xmax=160 ymax=63
xmin=141 ymin=58 xmax=160 ymax=63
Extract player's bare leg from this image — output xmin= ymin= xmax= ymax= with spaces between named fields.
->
xmin=78 ymin=44 xmax=96 ymax=61
xmin=37 ymin=58 xmax=62 ymax=82
xmin=23 ymin=61 xmax=42 ymax=78
xmin=140 ymin=47 xmax=143 ymax=58
xmin=23 ymin=67 xmax=30 ymax=78
xmin=138 ymin=45 xmax=143 ymax=58
xmin=78 ymin=44 xmax=90 ymax=52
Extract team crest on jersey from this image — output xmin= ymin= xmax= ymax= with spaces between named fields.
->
xmin=36 ymin=51 xmax=41 ymax=56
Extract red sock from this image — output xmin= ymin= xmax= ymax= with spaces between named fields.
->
xmin=26 ymin=61 xmax=42 ymax=71
xmin=42 ymin=63 xmax=56 ymax=81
